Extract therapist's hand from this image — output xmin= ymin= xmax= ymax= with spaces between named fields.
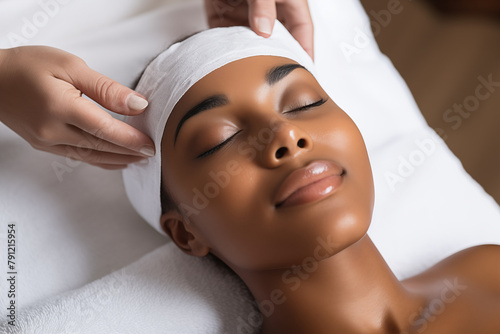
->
xmin=0 ymin=46 xmax=155 ymax=170
xmin=204 ymin=0 xmax=314 ymax=60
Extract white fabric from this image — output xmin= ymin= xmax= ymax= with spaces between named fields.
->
xmin=0 ymin=0 xmax=499 ymax=332
xmin=1 ymin=243 xmax=258 ymax=334
xmin=123 ymin=21 xmax=316 ymax=235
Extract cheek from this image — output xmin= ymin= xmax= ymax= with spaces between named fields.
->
xmin=207 ymin=168 xmax=274 ymax=251
xmin=316 ymin=112 xmax=372 ymax=182
xmin=172 ymin=158 xmax=255 ymax=216
xmin=309 ymin=113 xmax=375 ymax=238
xmin=169 ymin=159 xmax=272 ymax=264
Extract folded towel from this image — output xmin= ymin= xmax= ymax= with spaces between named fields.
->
xmin=1 ymin=243 xmax=259 ymax=334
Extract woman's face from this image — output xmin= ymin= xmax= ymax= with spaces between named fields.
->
xmin=161 ymin=56 xmax=374 ymax=271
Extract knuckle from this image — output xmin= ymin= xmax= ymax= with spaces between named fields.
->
xmin=66 ymin=54 xmax=87 ymax=68
xmin=62 ymin=54 xmax=87 ymax=69
xmin=94 ymin=75 xmax=118 ymax=105
xmin=32 ymin=125 xmax=56 ymax=144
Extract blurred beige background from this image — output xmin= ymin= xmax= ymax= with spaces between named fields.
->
xmin=360 ymin=0 xmax=500 ymax=205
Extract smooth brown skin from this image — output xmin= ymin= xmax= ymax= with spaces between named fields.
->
xmin=159 ymin=56 xmax=500 ymax=333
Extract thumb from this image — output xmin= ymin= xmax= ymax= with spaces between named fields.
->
xmin=248 ymin=0 xmax=277 ymax=37
xmin=70 ymin=64 xmax=148 ymax=116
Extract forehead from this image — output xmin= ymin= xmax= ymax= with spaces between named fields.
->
xmin=165 ymin=55 xmax=299 ymax=130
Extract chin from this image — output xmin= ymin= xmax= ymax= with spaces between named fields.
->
xmin=308 ymin=194 xmax=372 ymax=253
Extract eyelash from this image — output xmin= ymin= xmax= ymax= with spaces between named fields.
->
xmin=196 ymin=98 xmax=327 ymax=159
xmin=196 ymin=130 xmax=242 ymax=159
xmin=284 ymin=98 xmax=327 ymax=114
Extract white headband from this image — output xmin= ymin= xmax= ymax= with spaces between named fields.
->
xmin=122 ymin=20 xmax=316 ymax=235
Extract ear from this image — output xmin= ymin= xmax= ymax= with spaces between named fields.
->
xmin=160 ymin=210 xmax=210 ymax=257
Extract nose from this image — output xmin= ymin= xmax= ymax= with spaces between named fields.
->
xmin=260 ymin=121 xmax=312 ymax=168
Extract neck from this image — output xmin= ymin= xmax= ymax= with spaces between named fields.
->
xmin=233 ymin=235 xmax=424 ymax=334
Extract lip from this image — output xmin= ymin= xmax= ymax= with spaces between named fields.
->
xmin=274 ymin=160 xmax=344 ymax=208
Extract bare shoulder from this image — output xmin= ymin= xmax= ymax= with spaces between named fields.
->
xmin=404 ymin=244 xmax=500 ymax=294
xmin=402 ymin=245 xmax=500 ymax=333
xmin=439 ymin=244 xmax=500 ymax=293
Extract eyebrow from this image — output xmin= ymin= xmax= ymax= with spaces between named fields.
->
xmin=265 ymin=63 xmax=307 ymax=86
xmin=174 ymin=63 xmax=307 ymax=144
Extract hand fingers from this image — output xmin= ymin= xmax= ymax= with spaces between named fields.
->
xmin=276 ymin=0 xmax=314 ymax=60
xmin=59 ymin=124 xmax=150 ymax=157
xmin=204 ymin=0 xmax=314 ymax=61
xmin=248 ymin=0 xmax=277 ymax=36
xmin=27 ymin=121 xmax=144 ymax=157
xmin=42 ymin=144 xmax=148 ymax=166
xmin=67 ymin=97 xmax=156 ymax=157
xmin=63 ymin=59 xmax=149 ymax=116
xmin=204 ymin=0 xmax=249 ymax=28
xmin=90 ymin=163 xmax=129 ymax=170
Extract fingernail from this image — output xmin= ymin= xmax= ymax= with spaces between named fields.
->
xmin=140 ymin=146 xmax=155 ymax=157
xmin=127 ymin=94 xmax=149 ymax=111
xmin=256 ymin=17 xmax=273 ymax=36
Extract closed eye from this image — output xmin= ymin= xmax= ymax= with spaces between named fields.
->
xmin=195 ymin=98 xmax=327 ymax=159
xmin=196 ymin=130 xmax=242 ymax=159
xmin=285 ymin=98 xmax=328 ymax=113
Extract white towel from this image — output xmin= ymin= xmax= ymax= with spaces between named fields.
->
xmin=0 ymin=243 xmax=260 ymax=334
